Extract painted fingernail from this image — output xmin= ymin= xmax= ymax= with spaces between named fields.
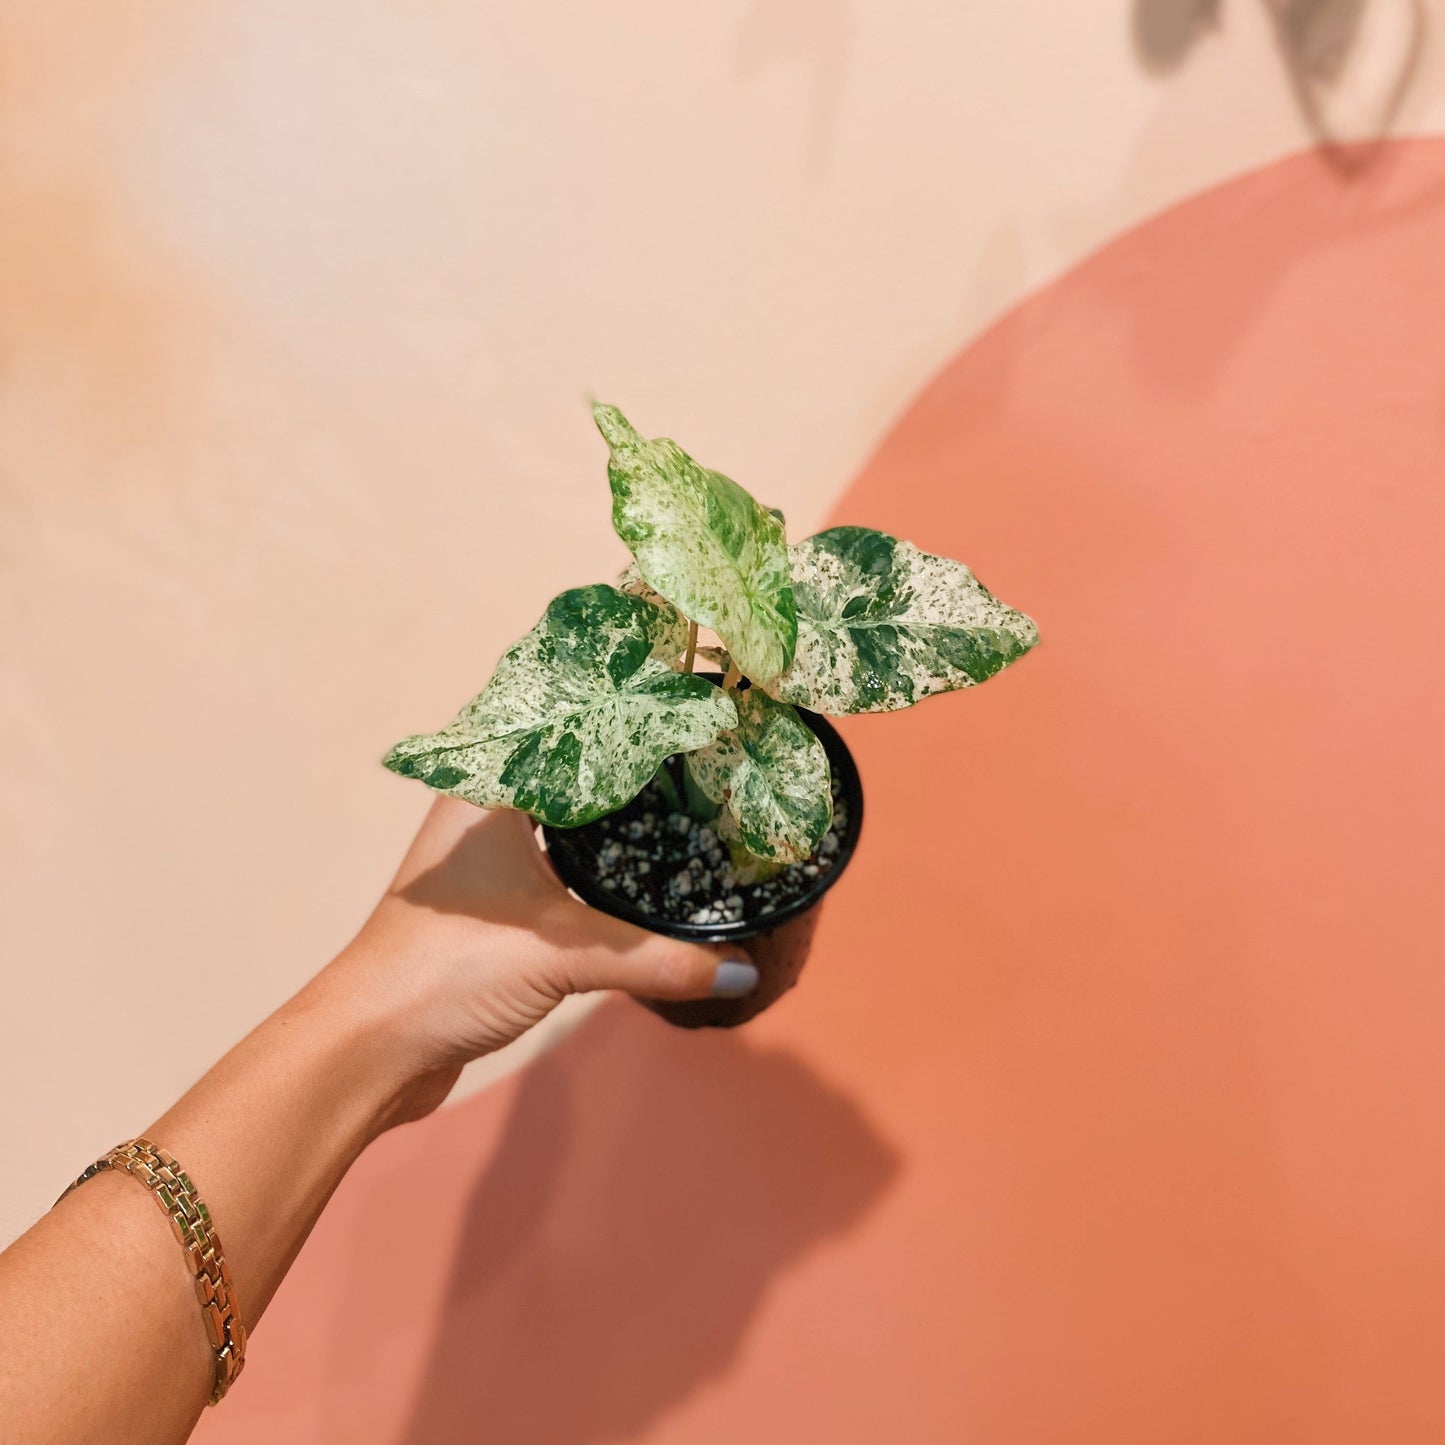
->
xmin=710 ymin=960 xmax=760 ymax=998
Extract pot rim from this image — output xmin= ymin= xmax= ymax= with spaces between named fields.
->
xmin=541 ymin=701 xmax=864 ymax=944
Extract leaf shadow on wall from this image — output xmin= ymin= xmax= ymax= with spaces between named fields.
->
xmin=1044 ymin=128 xmax=1445 ymax=403
xmin=384 ymin=1000 xmax=900 ymax=1445
xmin=1130 ymin=0 xmax=1426 ymax=169
xmin=733 ymin=0 xmax=853 ymax=176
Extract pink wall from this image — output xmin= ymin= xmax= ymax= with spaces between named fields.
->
xmin=9 ymin=0 xmax=1445 ymax=1241
xmin=6 ymin=5 xmax=1445 ymax=1438
xmin=192 ymin=141 xmax=1445 ymax=1443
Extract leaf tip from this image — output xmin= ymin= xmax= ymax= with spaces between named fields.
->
xmin=381 ymin=741 xmax=421 ymax=778
xmin=591 ymin=401 xmax=638 ymax=453
xmin=1015 ymin=610 xmax=1042 ymax=653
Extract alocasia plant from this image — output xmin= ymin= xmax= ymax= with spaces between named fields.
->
xmin=385 ymin=403 xmax=1038 ymax=868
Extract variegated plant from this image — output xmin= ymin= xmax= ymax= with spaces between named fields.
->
xmin=384 ymin=403 xmax=1039 ymax=867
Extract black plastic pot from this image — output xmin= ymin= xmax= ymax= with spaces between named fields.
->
xmin=542 ymin=695 xmax=864 ymax=1028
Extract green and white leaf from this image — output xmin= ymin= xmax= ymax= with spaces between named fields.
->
xmin=615 ymin=560 xmax=667 ymax=608
xmin=383 ymin=585 xmax=737 ymax=827
xmin=618 ymin=562 xmax=729 ymax=672
xmin=684 ymin=688 xmax=832 ymax=863
xmin=766 ymin=526 xmax=1039 ymax=715
xmin=594 ymin=403 xmax=797 ymax=684
xmin=721 ymin=836 xmax=788 ymax=886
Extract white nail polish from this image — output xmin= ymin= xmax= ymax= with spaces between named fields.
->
xmin=710 ymin=960 xmax=760 ymax=998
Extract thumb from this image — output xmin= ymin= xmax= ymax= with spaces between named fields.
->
xmin=561 ymin=918 xmax=759 ymax=1003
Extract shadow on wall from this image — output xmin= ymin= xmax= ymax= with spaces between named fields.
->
xmin=1132 ymin=0 xmax=1426 ymax=168
xmin=732 ymin=0 xmax=853 ymax=175
xmin=1066 ymin=129 xmax=1445 ymax=400
xmin=388 ymin=1000 xmax=900 ymax=1445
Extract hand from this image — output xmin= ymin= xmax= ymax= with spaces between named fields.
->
xmin=0 ymin=795 xmax=759 ymax=1445
xmin=317 ymin=797 xmax=758 ymax=1124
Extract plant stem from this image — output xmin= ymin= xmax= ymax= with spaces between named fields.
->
xmin=723 ymin=660 xmax=741 ymax=691
xmin=682 ymin=620 xmax=698 ymax=674
xmin=653 ymin=759 xmax=683 ymax=812
xmin=682 ymin=756 xmax=721 ymax=821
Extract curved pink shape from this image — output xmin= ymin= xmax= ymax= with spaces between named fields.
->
xmin=198 ymin=139 xmax=1445 ymax=1444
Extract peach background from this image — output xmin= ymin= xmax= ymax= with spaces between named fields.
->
xmin=186 ymin=139 xmax=1445 ymax=1443
xmin=4 ymin=3 xmax=1445 ymax=1439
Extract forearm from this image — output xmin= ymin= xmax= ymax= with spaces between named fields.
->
xmin=0 ymin=958 xmax=414 ymax=1445
xmin=0 ymin=799 xmax=748 ymax=1444
xmin=149 ymin=964 xmax=420 ymax=1324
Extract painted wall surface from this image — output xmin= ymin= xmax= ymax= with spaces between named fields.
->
xmin=4 ymin=4 xmax=1445 ymax=1439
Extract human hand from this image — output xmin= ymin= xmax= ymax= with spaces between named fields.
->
xmin=317 ymin=797 xmax=758 ymax=1124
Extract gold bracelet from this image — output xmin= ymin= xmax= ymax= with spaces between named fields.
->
xmin=56 ymin=1137 xmax=247 ymax=1405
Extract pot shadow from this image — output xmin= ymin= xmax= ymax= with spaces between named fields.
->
xmin=387 ymin=999 xmax=900 ymax=1445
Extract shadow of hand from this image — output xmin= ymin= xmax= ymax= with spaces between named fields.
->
xmin=391 ymin=1001 xmax=900 ymax=1445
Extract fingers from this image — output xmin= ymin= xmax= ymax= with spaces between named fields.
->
xmin=562 ymin=924 xmax=759 ymax=1002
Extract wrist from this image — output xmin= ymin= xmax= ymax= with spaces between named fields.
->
xmin=140 ymin=962 xmax=435 ymax=1330
xmin=299 ymin=939 xmax=456 ymax=1136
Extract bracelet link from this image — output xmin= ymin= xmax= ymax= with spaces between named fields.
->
xmin=56 ymin=1137 xmax=246 ymax=1406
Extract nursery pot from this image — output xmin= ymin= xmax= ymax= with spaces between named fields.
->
xmin=542 ymin=691 xmax=864 ymax=1029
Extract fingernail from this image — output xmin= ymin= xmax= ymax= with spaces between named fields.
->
xmin=710 ymin=960 xmax=760 ymax=998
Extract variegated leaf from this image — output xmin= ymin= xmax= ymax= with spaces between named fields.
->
xmin=594 ymin=403 xmax=797 ymax=684
xmin=767 ymin=526 xmax=1039 ymax=714
xmin=720 ymin=835 xmax=788 ymax=886
xmin=684 ymin=688 xmax=832 ymax=863
xmin=615 ymin=560 xmax=666 ymax=607
xmin=383 ymin=585 xmax=737 ymax=827
xmin=619 ymin=564 xmax=731 ymax=671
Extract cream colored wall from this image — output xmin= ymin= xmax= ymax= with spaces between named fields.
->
xmin=4 ymin=0 xmax=1443 ymax=1245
